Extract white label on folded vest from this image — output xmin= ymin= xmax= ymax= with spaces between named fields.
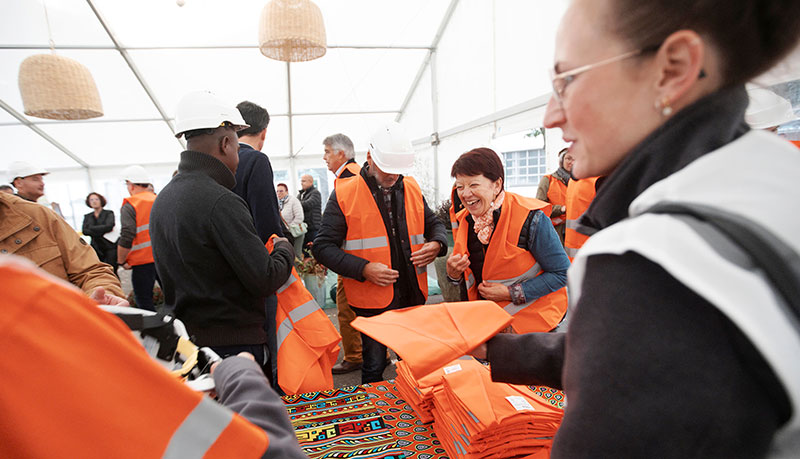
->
xmin=443 ymin=364 xmax=462 ymax=374
xmin=506 ymin=396 xmax=535 ymax=411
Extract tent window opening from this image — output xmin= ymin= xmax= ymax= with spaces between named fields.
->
xmin=503 ymin=149 xmax=547 ymax=187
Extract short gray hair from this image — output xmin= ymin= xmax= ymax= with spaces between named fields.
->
xmin=323 ymin=133 xmax=355 ymax=160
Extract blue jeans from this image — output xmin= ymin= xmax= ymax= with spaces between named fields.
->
xmin=131 ymin=263 xmax=159 ymax=311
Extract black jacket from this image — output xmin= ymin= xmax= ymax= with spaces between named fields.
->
xmin=232 ymin=143 xmax=284 ymax=243
xmin=313 ymin=165 xmax=447 ymax=310
xmin=487 ymin=86 xmax=788 ymax=458
xmin=297 ymin=186 xmax=321 ymax=231
xmin=150 ymin=151 xmax=294 ymax=347
xmin=81 ymin=209 xmax=115 ymax=255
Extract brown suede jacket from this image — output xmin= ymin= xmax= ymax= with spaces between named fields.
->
xmin=0 ymin=193 xmax=123 ymax=297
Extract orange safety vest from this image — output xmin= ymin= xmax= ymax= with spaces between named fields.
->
xmin=564 ymin=177 xmax=599 ymax=260
xmin=336 ymin=175 xmax=428 ymax=309
xmin=545 ymin=174 xmax=568 ymax=226
xmin=266 ymin=236 xmax=341 ymax=395
xmin=122 ymin=191 xmax=156 ymax=266
xmin=452 ymin=192 xmax=567 ymax=334
xmin=791 ymin=140 xmax=800 ymax=149
xmin=0 ymin=257 xmax=268 ymax=458
xmin=335 ymin=161 xmax=361 ymax=184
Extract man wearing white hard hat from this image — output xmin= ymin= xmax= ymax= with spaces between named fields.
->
xmin=8 ymin=161 xmax=49 ymax=202
xmin=117 ymin=164 xmax=158 ymax=311
xmin=150 ymin=91 xmax=295 ymax=379
xmin=313 ymin=121 xmax=447 ymax=384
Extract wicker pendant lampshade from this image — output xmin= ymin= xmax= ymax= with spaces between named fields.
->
xmin=259 ymin=0 xmax=327 ymax=62
xmin=18 ymin=54 xmax=103 ymax=120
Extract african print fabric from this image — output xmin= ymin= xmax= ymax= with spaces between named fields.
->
xmin=283 ymin=385 xmax=406 ymax=459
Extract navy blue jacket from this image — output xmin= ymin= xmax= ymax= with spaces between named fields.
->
xmin=233 ymin=143 xmax=284 ymax=243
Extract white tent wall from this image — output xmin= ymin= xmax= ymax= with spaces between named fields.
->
xmin=401 ymin=0 xmax=569 ymax=205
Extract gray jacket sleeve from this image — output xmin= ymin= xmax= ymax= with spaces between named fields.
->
xmin=118 ymin=203 xmax=136 ymax=248
xmin=213 ymin=356 xmax=306 ymax=459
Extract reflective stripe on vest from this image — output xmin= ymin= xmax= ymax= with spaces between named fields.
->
xmin=122 ymin=191 xmax=156 ymax=266
xmin=337 ymin=175 xmax=428 ymax=309
xmin=163 ymin=397 xmax=233 ymax=458
xmin=564 ymin=177 xmax=599 ymax=261
xmin=267 ymin=236 xmax=341 ymax=395
xmin=453 ymin=192 xmax=566 ymax=334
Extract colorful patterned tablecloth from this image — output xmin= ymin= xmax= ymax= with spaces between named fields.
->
xmin=283 ymin=381 xmax=565 ymax=459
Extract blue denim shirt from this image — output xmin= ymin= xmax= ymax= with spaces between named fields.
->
xmin=517 ymin=210 xmax=570 ymax=302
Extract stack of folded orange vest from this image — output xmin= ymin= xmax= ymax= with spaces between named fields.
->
xmin=352 ymin=301 xmax=563 ymax=458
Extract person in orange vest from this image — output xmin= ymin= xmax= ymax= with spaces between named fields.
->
xmin=266 ymin=236 xmax=341 ymax=395
xmin=446 ymin=148 xmax=569 ymax=334
xmin=564 ymin=176 xmax=601 ymax=260
xmin=536 ymin=148 xmax=573 ymax=245
xmin=117 ymin=164 xmax=159 ymax=311
xmin=313 ymin=122 xmax=448 ymax=383
xmin=0 ymin=254 xmax=307 ymax=458
xmin=322 ymin=133 xmax=364 ymax=375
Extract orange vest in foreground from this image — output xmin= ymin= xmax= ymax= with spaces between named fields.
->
xmin=453 ymin=192 xmax=567 ymax=334
xmin=564 ymin=177 xmax=599 ymax=260
xmin=546 ymin=174 xmax=568 ymax=226
xmin=336 ymin=175 xmax=428 ymax=309
xmin=122 ymin=191 xmax=156 ymax=265
xmin=0 ymin=257 xmax=267 ymax=458
xmin=267 ymin=236 xmax=341 ymax=395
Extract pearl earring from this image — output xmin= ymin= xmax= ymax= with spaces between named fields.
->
xmin=656 ymin=97 xmax=673 ymax=117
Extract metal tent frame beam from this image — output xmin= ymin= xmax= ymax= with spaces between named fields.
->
xmin=2 ymin=1 xmax=459 ymax=175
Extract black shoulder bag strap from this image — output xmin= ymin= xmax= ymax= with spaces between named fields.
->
xmin=647 ymin=202 xmax=800 ymax=331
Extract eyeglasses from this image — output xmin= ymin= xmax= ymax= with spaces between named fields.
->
xmin=549 ymin=49 xmax=646 ymax=102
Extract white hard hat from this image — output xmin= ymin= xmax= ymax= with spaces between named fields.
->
xmin=8 ymin=161 xmax=48 ymax=183
xmin=122 ymin=165 xmax=151 ymax=184
xmin=745 ymin=88 xmax=798 ymax=130
xmin=174 ymin=90 xmax=249 ymax=138
xmin=368 ymin=121 xmax=415 ymax=175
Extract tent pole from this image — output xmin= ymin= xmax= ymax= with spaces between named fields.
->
xmin=430 ymin=50 xmax=441 ymax=205
xmin=287 ymin=62 xmax=297 ymax=193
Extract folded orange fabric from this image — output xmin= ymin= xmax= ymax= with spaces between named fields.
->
xmin=350 ymin=300 xmax=511 ymax=379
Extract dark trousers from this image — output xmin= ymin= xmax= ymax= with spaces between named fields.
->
xmin=264 ymin=294 xmax=279 ymax=390
xmin=210 ymin=343 xmax=272 ymax=385
xmin=131 ymin=263 xmax=159 ymax=311
xmin=351 ymin=305 xmax=396 ymax=384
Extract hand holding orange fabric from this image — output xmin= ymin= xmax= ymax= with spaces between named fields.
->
xmin=477 ymin=281 xmax=511 ymax=302
xmin=410 ymin=241 xmax=440 ymax=267
xmin=362 ymin=262 xmax=399 ymax=286
xmin=351 ymin=300 xmax=512 ymax=379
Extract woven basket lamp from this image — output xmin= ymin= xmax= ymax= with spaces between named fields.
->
xmin=259 ymin=0 xmax=327 ymax=62
xmin=18 ymin=54 xmax=103 ymax=120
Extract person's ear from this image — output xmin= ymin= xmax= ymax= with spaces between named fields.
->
xmin=653 ymin=30 xmax=705 ymax=111
xmin=260 ymin=128 xmax=267 ymax=141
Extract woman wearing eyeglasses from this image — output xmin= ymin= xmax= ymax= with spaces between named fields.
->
xmin=472 ymin=0 xmax=800 ymax=456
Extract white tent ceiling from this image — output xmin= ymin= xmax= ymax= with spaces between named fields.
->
xmin=0 ymin=0 xmax=456 ymax=170
xmin=3 ymin=0 xmax=799 ymax=230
